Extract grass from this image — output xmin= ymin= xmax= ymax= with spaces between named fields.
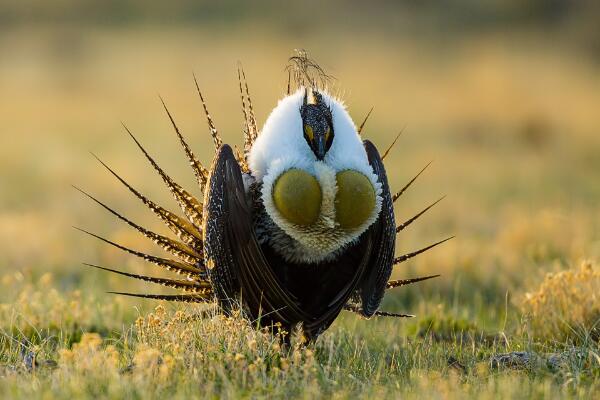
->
xmin=1 ymin=10 xmax=600 ymax=398
xmin=1 ymin=269 xmax=599 ymax=398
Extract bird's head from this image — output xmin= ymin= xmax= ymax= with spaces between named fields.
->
xmin=300 ymin=88 xmax=334 ymax=160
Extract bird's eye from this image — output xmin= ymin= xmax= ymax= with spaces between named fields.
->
xmin=304 ymin=124 xmax=314 ymax=141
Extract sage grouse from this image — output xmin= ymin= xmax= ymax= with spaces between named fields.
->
xmin=76 ymin=55 xmax=449 ymax=340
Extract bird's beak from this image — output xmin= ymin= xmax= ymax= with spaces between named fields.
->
xmin=314 ymin=134 xmax=327 ymax=160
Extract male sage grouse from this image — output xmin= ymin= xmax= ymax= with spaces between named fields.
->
xmin=76 ymin=54 xmax=450 ymax=340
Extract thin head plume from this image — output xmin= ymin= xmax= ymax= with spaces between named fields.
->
xmin=381 ymin=127 xmax=405 ymax=160
xmin=73 ymin=226 xmax=204 ymax=277
xmin=83 ymin=263 xmax=211 ymax=292
xmin=357 ymin=107 xmax=374 ymax=135
xmin=393 ymin=236 xmax=455 ymax=265
xmin=392 ymin=160 xmax=433 ymax=203
xmin=121 ymin=122 xmax=204 ymax=227
xmin=286 ymin=69 xmax=291 ymax=95
xmin=396 ymin=196 xmax=446 ymax=233
xmin=158 ymin=94 xmax=209 ymax=189
xmin=72 ymin=185 xmax=202 ymax=265
xmin=285 ymin=49 xmax=334 ymax=91
xmin=107 ymin=292 xmax=212 ymax=303
xmin=192 ymin=73 xmax=222 ymax=148
xmin=89 ymin=152 xmax=203 ymax=248
xmin=386 ymin=274 xmax=441 ymax=290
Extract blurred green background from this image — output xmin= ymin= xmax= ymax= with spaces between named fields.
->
xmin=1 ymin=0 xmax=599 ymax=322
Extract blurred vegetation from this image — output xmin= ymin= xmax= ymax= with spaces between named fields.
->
xmin=1 ymin=1 xmax=600 ymax=397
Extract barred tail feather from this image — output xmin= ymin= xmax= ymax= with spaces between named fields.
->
xmin=122 ymin=124 xmax=204 ymax=227
xmin=73 ymin=185 xmax=202 ymax=265
xmin=343 ymin=304 xmax=414 ymax=318
xmin=108 ymin=292 xmax=212 ymax=303
xmin=74 ymin=227 xmax=204 ymax=277
xmin=159 ymin=96 xmax=209 ymax=190
xmin=241 ymin=67 xmax=258 ymax=143
xmin=92 ymin=153 xmax=203 ymax=249
xmin=371 ymin=311 xmax=415 ymax=318
xmin=234 ymin=145 xmax=250 ymax=173
xmin=192 ymin=73 xmax=222 ymax=148
xmin=238 ymin=66 xmax=253 ymax=155
xmin=84 ymin=263 xmax=211 ymax=293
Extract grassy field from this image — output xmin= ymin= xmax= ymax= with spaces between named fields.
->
xmin=1 ymin=3 xmax=600 ymax=398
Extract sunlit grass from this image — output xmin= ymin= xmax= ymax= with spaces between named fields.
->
xmin=1 ymin=270 xmax=599 ymax=398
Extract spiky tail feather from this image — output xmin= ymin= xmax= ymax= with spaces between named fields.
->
xmin=396 ymin=196 xmax=445 ymax=233
xmin=75 ymin=227 xmax=204 ymax=278
xmin=123 ymin=124 xmax=204 ymax=227
xmin=92 ymin=154 xmax=203 ymax=249
xmin=393 ymin=237 xmax=454 ymax=265
xmin=193 ymin=73 xmax=222 ymax=149
xmin=392 ymin=161 xmax=432 ymax=203
xmin=343 ymin=304 xmax=414 ymax=318
xmin=159 ymin=96 xmax=209 ymax=190
xmin=357 ymin=107 xmax=374 ymax=135
xmin=108 ymin=292 xmax=212 ymax=303
xmin=381 ymin=129 xmax=404 ymax=160
xmin=73 ymin=186 xmax=202 ymax=265
xmin=84 ymin=263 xmax=211 ymax=293
xmin=386 ymin=274 xmax=440 ymax=290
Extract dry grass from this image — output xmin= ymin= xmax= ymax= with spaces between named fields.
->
xmin=521 ymin=261 xmax=600 ymax=343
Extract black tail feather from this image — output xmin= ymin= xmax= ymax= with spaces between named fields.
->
xmin=381 ymin=129 xmax=404 ymax=160
xmin=396 ymin=196 xmax=445 ymax=233
xmin=357 ymin=107 xmax=373 ymax=135
xmin=393 ymin=237 xmax=454 ymax=265
xmin=386 ymin=274 xmax=441 ymax=290
xmin=392 ymin=161 xmax=433 ymax=203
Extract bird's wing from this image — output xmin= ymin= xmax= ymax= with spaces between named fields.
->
xmin=359 ymin=140 xmax=397 ymax=317
xmin=203 ymin=145 xmax=307 ymax=326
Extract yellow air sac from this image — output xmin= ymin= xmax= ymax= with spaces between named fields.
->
xmin=335 ymin=170 xmax=376 ymax=229
xmin=273 ymin=169 xmax=322 ymax=226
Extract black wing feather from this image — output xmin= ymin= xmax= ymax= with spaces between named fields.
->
xmin=359 ymin=140 xmax=396 ymax=317
xmin=203 ymin=145 xmax=306 ymax=327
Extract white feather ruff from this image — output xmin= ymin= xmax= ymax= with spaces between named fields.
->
xmin=249 ymin=88 xmax=382 ymax=263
